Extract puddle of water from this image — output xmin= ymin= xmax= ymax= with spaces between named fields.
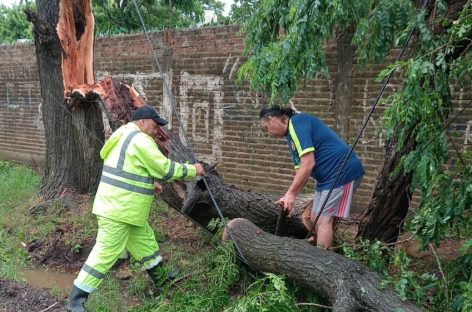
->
xmin=20 ymin=268 xmax=76 ymax=297
xmin=20 ymin=268 xmax=143 ymax=308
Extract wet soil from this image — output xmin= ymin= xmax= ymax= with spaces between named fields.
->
xmin=0 ymin=279 xmax=65 ymax=312
xmin=26 ymin=195 xmax=95 ymax=270
xmin=3 ymin=200 xmax=465 ymax=311
xmin=26 ymin=225 xmax=93 ymax=270
xmin=1 ymin=201 xmax=211 ymax=311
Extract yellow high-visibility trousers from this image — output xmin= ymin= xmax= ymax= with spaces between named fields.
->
xmin=74 ymin=216 xmax=161 ymax=293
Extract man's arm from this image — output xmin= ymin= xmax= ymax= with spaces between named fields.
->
xmin=136 ymin=136 xmax=204 ymax=180
xmin=276 ymin=152 xmax=315 ymax=217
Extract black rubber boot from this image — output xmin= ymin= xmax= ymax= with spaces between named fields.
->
xmin=146 ymin=262 xmax=180 ymax=287
xmin=66 ymin=285 xmax=89 ymax=312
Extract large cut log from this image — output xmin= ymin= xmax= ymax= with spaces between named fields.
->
xmin=224 ymin=218 xmax=423 ymax=312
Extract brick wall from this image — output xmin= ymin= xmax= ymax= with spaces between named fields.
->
xmin=0 ymin=43 xmax=44 ymax=168
xmin=1 ymin=25 xmax=471 ymax=211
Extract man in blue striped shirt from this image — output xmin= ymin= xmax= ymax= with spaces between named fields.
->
xmin=260 ymin=105 xmax=364 ymax=249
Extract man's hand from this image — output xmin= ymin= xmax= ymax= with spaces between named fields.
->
xmin=275 ymin=191 xmax=296 ymax=217
xmin=194 ymin=163 xmax=206 ymax=176
xmin=154 ymin=181 xmax=163 ymax=193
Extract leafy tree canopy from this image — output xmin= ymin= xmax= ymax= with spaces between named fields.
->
xmin=237 ymin=0 xmax=417 ymax=103
xmin=0 ymin=0 xmax=226 ymax=43
xmin=0 ymin=1 xmax=35 ymax=43
xmin=228 ymin=0 xmax=256 ymax=24
xmin=92 ymin=0 xmax=225 ymax=35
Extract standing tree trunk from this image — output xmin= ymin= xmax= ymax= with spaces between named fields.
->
xmin=27 ymin=0 xmax=103 ymax=200
xmin=357 ymin=0 xmax=470 ymax=243
xmin=357 ymin=128 xmax=415 ymax=242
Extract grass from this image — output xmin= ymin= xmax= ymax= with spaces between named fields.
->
xmin=0 ymin=161 xmax=41 ymax=280
xmin=0 ymin=161 xmax=326 ymax=312
xmin=86 ymin=277 xmax=123 ymax=311
xmin=3 ymin=161 xmax=472 ymax=311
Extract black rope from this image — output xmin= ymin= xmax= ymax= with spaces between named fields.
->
xmin=419 ymin=101 xmax=472 ymax=157
xmin=131 ymin=0 xmax=257 ymax=273
xmin=305 ymin=0 xmax=431 ymax=239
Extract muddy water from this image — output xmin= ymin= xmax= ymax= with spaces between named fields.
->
xmin=20 ymin=268 xmax=76 ymax=297
xmin=20 ymin=268 xmax=143 ymax=308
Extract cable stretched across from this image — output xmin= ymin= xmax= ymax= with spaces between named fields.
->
xmin=4 ymin=0 xmax=466 ymax=274
xmin=131 ymin=0 xmax=256 ymax=271
xmin=305 ymin=0 xmax=430 ymax=239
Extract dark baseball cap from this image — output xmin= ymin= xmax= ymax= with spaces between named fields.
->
xmin=131 ymin=105 xmax=168 ymax=126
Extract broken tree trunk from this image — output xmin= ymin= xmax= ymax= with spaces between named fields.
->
xmin=69 ymin=76 xmax=310 ymax=238
xmin=225 ymin=218 xmax=423 ymax=312
xmin=26 ymin=0 xmax=103 ymax=200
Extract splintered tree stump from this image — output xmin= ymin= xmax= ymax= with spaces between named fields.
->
xmin=224 ymin=218 xmax=423 ymax=312
xmin=26 ymin=0 xmax=103 ymax=199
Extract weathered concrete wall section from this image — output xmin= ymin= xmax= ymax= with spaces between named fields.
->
xmin=1 ymin=25 xmax=471 ymax=213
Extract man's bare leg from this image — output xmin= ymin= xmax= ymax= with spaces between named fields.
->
xmin=302 ymin=208 xmax=317 ymax=244
xmin=302 ymin=208 xmax=312 ymax=230
xmin=315 ymin=215 xmax=334 ymax=249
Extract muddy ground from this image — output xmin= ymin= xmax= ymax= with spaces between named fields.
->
xmin=0 ymin=279 xmax=65 ymax=312
xmin=1 ymin=200 xmax=464 ymax=312
xmin=0 ymin=198 xmax=210 ymax=312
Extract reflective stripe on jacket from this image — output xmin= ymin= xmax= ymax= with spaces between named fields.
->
xmin=93 ymin=122 xmax=196 ymax=226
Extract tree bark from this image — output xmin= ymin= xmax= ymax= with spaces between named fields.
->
xmin=27 ymin=0 xmax=103 ymax=200
xmin=159 ymin=129 xmax=309 ymax=237
xmin=357 ymin=128 xmax=415 ymax=242
xmin=225 ymin=218 xmax=423 ymax=312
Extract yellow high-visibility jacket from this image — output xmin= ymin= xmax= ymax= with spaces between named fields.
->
xmin=93 ymin=122 xmax=196 ymax=226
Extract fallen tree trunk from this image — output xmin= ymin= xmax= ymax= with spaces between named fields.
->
xmin=40 ymin=45 xmax=419 ymax=311
xmin=160 ymin=141 xmax=310 ymax=238
xmin=224 ymin=218 xmax=423 ymax=312
xmin=69 ymin=81 xmax=310 ymax=238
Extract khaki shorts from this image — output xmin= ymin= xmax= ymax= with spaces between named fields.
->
xmin=312 ymin=178 xmax=362 ymax=218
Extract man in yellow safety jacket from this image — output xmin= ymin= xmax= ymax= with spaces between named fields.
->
xmin=67 ymin=105 xmax=205 ymax=312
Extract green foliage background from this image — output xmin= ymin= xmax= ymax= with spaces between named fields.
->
xmin=0 ymin=0 xmax=227 ymax=44
xmin=92 ymin=0 xmax=225 ymax=35
xmin=0 ymin=2 xmax=34 ymax=43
